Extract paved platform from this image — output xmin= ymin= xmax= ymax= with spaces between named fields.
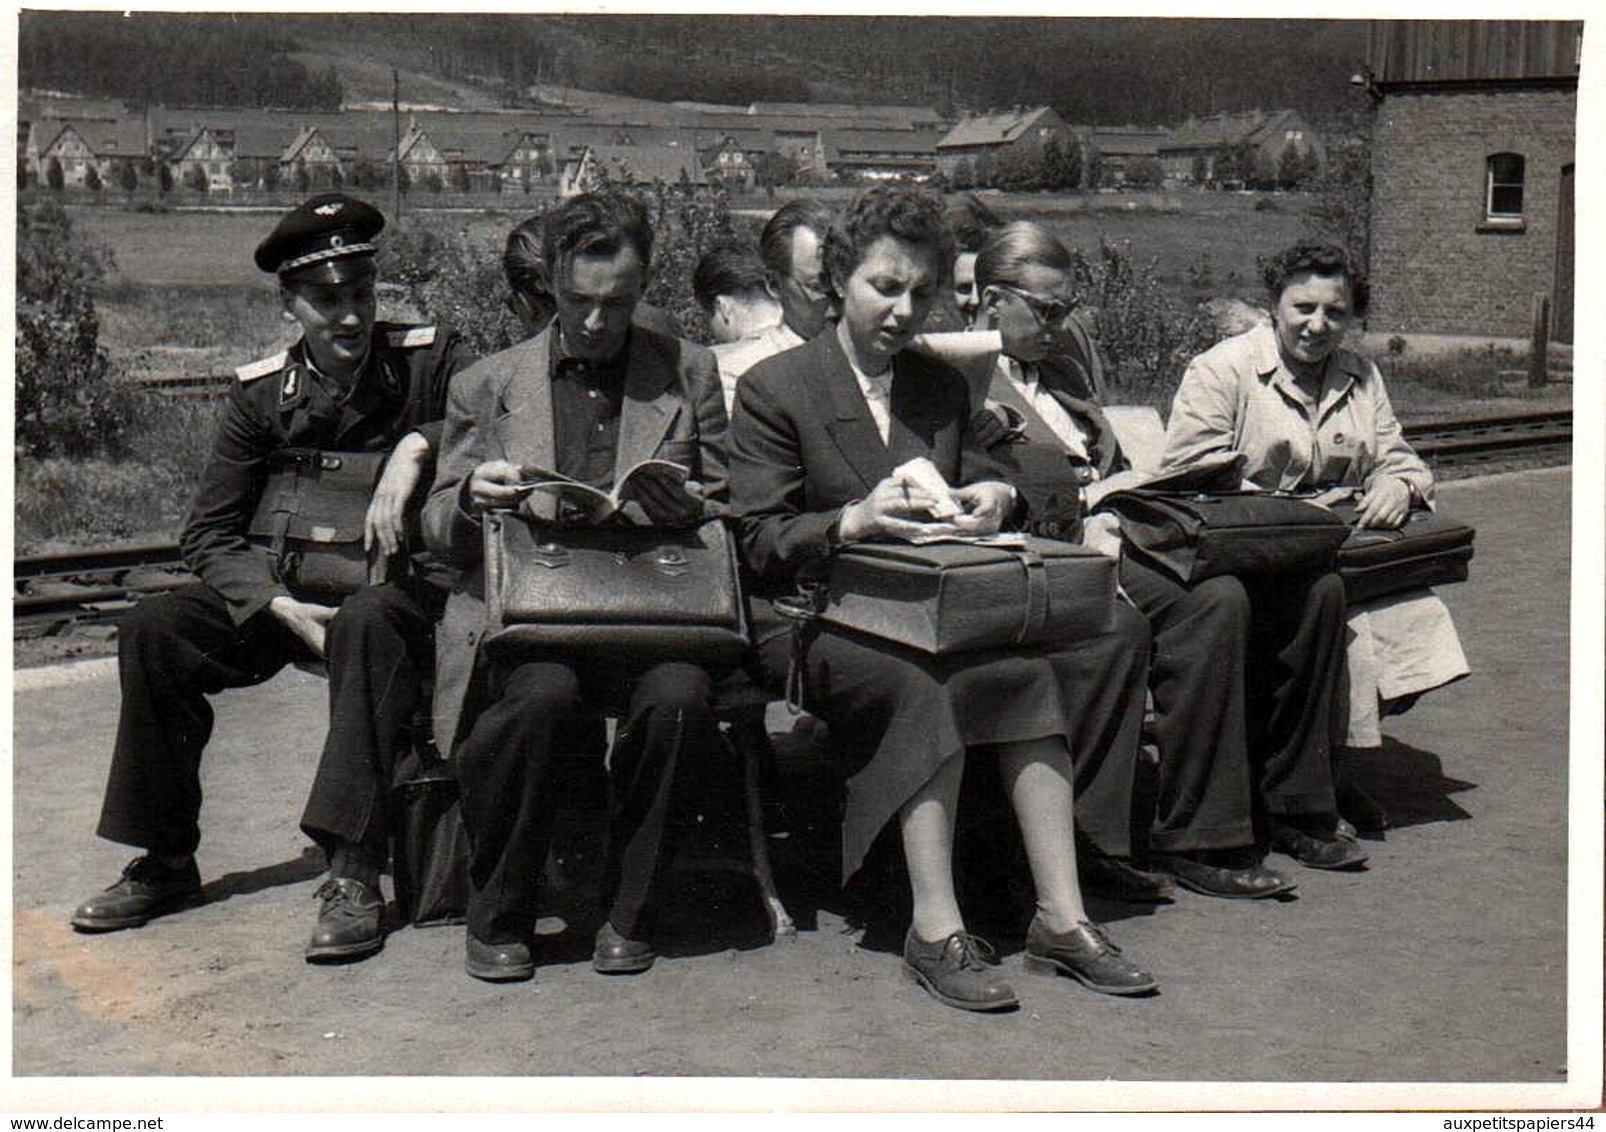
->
xmin=7 ymin=466 xmax=1595 ymax=1109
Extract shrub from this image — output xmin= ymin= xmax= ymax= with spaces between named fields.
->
xmin=14 ymin=199 xmax=143 ymax=459
xmin=1068 ymin=239 xmax=1213 ymax=407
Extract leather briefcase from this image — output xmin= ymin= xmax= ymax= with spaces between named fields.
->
xmin=1096 ymin=489 xmax=1351 ymax=585
xmin=1328 ymin=504 xmax=1476 ymax=603
xmin=818 ymin=537 xmax=1117 ymax=656
xmin=391 ymin=749 xmax=470 ymax=928
xmin=248 ymin=448 xmax=389 ymax=603
xmin=482 ymin=512 xmax=750 ymax=665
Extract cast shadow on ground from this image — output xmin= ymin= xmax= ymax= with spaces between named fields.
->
xmin=198 ymin=845 xmax=326 ymax=905
xmin=1349 ymin=735 xmax=1477 ymax=836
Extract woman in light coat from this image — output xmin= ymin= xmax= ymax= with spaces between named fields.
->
xmin=1162 ymin=240 xmax=1470 ymax=831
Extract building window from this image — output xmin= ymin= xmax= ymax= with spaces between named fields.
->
xmin=1486 ymin=153 xmax=1525 ymax=220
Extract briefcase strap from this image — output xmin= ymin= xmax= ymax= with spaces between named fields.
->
xmin=1011 ymin=545 xmax=1049 ymax=646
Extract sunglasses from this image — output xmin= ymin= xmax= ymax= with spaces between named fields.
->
xmin=994 ymin=283 xmax=1075 ymax=328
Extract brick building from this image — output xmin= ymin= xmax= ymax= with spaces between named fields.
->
xmin=1365 ymin=20 xmax=1580 ymax=341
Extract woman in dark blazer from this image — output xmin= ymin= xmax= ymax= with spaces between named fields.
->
xmin=729 ymin=187 xmax=1158 ymax=1013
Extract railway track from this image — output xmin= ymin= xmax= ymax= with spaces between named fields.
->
xmin=13 ymin=409 xmax=1571 ymax=638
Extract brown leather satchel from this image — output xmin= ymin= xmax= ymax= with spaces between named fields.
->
xmin=817 ymin=536 xmax=1118 ymax=655
xmin=1327 ymin=504 xmax=1476 ymax=603
xmin=482 ymin=511 xmax=750 ymax=665
xmin=1096 ymin=489 xmax=1352 ymax=584
xmin=248 ymin=448 xmax=389 ymax=603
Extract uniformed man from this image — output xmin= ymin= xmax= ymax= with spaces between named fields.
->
xmin=71 ymin=193 xmax=474 ymax=962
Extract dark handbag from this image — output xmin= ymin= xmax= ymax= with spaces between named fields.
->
xmin=818 ymin=536 xmax=1117 ymax=656
xmin=248 ymin=448 xmax=388 ymax=603
xmin=1329 ymin=504 xmax=1476 ymax=603
xmin=390 ymin=750 xmax=470 ymax=927
xmin=1097 ymin=489 xmax=1352 ymax=585
xmin=482 ymin=512 xmax=750 ymax=665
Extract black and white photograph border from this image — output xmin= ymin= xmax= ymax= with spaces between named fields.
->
xmin=3 ymin=0 xmax=1602 ymax=1116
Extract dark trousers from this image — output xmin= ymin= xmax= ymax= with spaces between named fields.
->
xmin=1118 ymin=558 xmax=1256 ymax=852
xmin=1241 ymin=570 xmax=1348 ymax=818
xmin=1059 ymin=601 xmax=1152 ymax=859
xmin=95 ymin=581 xmax=436 ymax=858
xmin=453 ymin=657 xmax=715 ymax=944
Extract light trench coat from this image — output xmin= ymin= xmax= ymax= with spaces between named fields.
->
xmin=1163 ymin=323 xmax=1469 ymax=747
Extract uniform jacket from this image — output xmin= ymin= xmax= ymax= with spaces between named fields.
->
xmin=180 ymin=322 xmax=471 ymax=625
xmin=422 ymin=324 xmax=727 ymax=754
xmin=1161 ymin=323 xmax=1434 ymax=505
xmin=729 ymin=327 xmax=998 ymax=597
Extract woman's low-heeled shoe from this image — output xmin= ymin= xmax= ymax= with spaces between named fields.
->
xmin=901 ymin=929 xmax=1020 ymax=1012
xmin=1022 ymin=917 xmax=1159 ymax=996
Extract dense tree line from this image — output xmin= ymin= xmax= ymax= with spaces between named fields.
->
xmin=20 ymin=12 xmax=1366 ymax=129
xmin=18 ymin=11 xmax=342 ymax=110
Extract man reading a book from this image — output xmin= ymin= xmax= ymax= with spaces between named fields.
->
xmin=422 ymin=191 xmax=730 ymax=982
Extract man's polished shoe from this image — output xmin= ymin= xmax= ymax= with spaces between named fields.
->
xmin=1268 ymin=819 xmax=1370 ymax=871
xmin=71 ymin=855 xmax=202 ymax=932
xmin=1022 ymin=916 xmax=1159 ymax=996
xmin=901 ymin=929 xmax=1019 ymax=1012
xmin=305 ymin=877 xmax=385 ymax=963
xmin=1077 ymin=851 xmax=1175 ymax=904
xmin=465 ymin=934 xmax=535 ymax=982
xmin=592 ymin=921 xmax=657 ymax=975
xmin=1150 ymin=851 xmax=1298 ymax=900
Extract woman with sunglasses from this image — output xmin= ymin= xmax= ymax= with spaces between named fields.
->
xmin=730 ymin=188 xmax=1159 ymax=1013
xmin=957 ymin=221 xmax=1354 ymax=888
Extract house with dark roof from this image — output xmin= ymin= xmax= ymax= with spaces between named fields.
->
xmin=35 ymin=118 xmax=148 ymax=187
xmin=558 ymin=142 xmax=707 ymax=196
xmin=824 ymin=128 xmax=942 ymax=182
xmin=1085 ymin=126 xmax=1166 ymax=186
xmin=934 ymin=106 xmax=1076 ymax=176
xmin=1157 ymin=109 xmax=1323 ymax=186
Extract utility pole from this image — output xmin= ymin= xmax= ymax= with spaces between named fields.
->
xmin=391 ymin=68 xmax=402 ymax=221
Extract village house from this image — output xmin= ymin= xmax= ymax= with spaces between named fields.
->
xmin=823 ymin=128 xmax=943 ymax=183
xmin=34 ymin=117 xmax=147 ymax=188
xmin=1082 ymin=125 xmax=1166 ymax=187
xmin=1156 ymin=108 xmax=1324 ymax=187
xmin=934 ymin=105 xmax=1077 ymax=177
xmin=558 ymin=142 xmax=707 ymax=196
xmin=1363 ymin=19 xmax=1580 ymax=343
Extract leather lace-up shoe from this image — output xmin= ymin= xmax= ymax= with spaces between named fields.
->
xmin=465 ymin=934 xmax=535 ymax=982
xmin=592 ymin=921 xmax=657 ymax=975
xmin=901 ymin=929 xmax=1019 ymax=1012
xmin=71 ymin=855 xmax=202 ymax=932
xmin=1023 ymin=917 xmax=1159 ymax=996
xmin=1268 ymin=819 xmax=1370 ymax=871
xmin=305 ymin=877 xmax=385 ymax=963
xmin=1077 ymin=851 xmax=1175 ymax=904
xmin=1150 ymin=851 xmax=1298 ymax=900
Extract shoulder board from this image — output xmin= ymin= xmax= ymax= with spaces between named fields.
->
xmin=235 ymin=352 xmax=288 ymax=382
xmin=386 ymin=325 xmax=437 ymax=349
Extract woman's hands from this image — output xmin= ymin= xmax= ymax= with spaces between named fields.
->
xmin=838 ymin=476 xmax=1013 ymax=542
xmin=1354 ymin=475 xmax=1412 ymax=529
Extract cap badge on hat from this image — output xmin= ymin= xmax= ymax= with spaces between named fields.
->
xmin=315 ymin=202 xmax=342 ymax=217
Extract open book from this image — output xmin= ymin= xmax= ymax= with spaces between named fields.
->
xmin=516 ymin=458 xmax=696 ymax=526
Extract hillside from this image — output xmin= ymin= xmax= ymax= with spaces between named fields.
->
xmin=20 ymin=12 xmax=1370 ymax=129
